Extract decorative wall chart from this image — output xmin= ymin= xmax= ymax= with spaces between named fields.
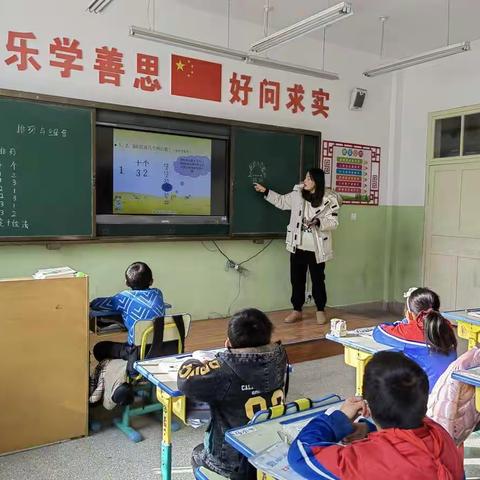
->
xmin=322 ymin=140 xmax=380 ymax=205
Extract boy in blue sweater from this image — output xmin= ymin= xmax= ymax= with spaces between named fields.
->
xmin=91 ymin=261 xmax=165 ymax=360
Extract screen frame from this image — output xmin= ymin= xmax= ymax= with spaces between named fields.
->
xmin=96 ymin=121 xmax=229 ymax=226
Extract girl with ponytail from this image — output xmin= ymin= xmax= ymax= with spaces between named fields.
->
xmin=373 ymin=287 xmax=457 ymax=392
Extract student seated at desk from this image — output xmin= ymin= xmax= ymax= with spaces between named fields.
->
xmin=177 ymin=308 xmax=288 ymax=480
xmin=373 ymin=287 xmax=457 ymax=392
xmin=91 ymin=261 xmax=165 ymax=359
xmin=428 ymin=346 xmax=480 ymax=446
xmin=288 ymin=351 xmax=464 ymax=480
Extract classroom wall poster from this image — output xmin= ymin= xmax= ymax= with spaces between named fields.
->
xmin=322 ymin=140 xmax=380 ymax=205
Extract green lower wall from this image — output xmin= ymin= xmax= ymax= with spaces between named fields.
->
xmin=0 ymin=206 xmax=425 ymax=318
xmin=388 ymin=206 xmax=425 ymax=303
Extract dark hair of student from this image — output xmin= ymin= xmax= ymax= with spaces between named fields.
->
xmin=227 ymin=308 xmax=273 ymax=349
xmin=407 ymin=287 xmax=457 ymax=355
xmin=301 ymin=168 xmax=326 ymax=208
xmin=363 ymin=351 xmax=429 ymax=429
xmin=125 ymin=261 xmax=153 ymax=290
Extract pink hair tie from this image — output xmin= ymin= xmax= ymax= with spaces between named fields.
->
xmin=416 ymin=308 xmax=434 ymax=323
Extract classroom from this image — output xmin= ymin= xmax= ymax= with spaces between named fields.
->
xmin=1 ymin=0 xmax=480 ymax=479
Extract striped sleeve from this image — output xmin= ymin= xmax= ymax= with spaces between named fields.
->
xmin=90 ymin=295 xmax=121 ymax=312
xmin=373 ymin=319 xmax=425 ymax=349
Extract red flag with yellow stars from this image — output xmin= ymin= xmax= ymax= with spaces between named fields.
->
xmin=171 ymin=54 xmax=222 ymax=102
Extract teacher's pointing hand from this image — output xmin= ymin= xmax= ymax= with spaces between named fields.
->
xmin=253 ymin=183 xmax=266 ymax=193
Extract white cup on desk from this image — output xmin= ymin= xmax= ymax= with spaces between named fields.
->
xmin=330 ymin=318 xmax=347 ymax=337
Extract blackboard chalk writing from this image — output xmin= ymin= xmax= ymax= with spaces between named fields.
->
xmin=9 ymin=157 xmax=18 ymax=218
xmin=16 ymin=123 xmax=68 ymax=138
xmin=0 ymin=146 xmax=17 ymax=156
xmin=0 ymin=98 xmax=93 ymax=237
xmin=248 ymin=161 xmax=267 ymax=184
xmin=0 ymin=218 xmax=29 ymax=229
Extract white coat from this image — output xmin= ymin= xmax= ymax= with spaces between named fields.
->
xmin=265 ymin=185 xmax=341 ymax=263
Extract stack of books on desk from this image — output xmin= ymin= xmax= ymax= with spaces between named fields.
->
xmin=33 ymin=266 xmax=77 ymax=279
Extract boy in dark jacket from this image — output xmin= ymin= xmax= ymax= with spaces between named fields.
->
xmin=288 ymin=351 xmax=464 ymax=480
xmin=177 ymin=308 xmax=287 ymax=479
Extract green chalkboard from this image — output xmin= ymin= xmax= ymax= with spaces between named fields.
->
xmin=0 ymin=98 xmax=93 ymax=238
xmin=303 ymin=134 xmax=318 ymax=176
xmin=231 ymin=127 xmax=310 ymax=235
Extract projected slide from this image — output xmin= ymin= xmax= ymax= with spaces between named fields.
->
xmin=113 ymin=129 xmax=212 ymax=215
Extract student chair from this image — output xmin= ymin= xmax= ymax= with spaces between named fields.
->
xmin=114 ymin=313 xmax=192 ymax=442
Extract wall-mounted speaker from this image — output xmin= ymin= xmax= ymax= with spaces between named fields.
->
xmin=349 ymin=88 xmax=367 ymax=110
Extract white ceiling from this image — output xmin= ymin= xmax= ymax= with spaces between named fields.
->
xmin=174 ymin=0 xmax=480 ymax=59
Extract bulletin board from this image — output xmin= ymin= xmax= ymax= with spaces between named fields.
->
xmin=322 ymin=140 xmax=380 ymax=205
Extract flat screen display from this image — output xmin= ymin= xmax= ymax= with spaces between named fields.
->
xmin=112 ymin=129 xmax=213 ymax=216
xmin=96 ymin=125 xmax=228 ymax=223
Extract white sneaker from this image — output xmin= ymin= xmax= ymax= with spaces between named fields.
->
xmin=316 ymin=311 xmax=327 ymax=325
xmin=284 ymin=311 xmax=303 ymax=324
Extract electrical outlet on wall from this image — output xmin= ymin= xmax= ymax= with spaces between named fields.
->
xmin=350 ymin=212 xmax=357 ymax=221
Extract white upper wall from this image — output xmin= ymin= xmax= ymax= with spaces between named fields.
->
xmin=393 ymin=38 xmax=480 ymax=206
xmin=0 ymin=0 xmax=393 ymax=203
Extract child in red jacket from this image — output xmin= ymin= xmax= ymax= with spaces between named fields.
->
xmin=288 ymin=351 xmax=464 ymax=480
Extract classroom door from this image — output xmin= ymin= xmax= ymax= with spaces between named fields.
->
xmin=424 ymin=160 xmax=480 ymax=310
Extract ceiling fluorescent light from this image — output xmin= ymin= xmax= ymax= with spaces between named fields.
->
xmin=130 ymin=26 xmax=340 ymax=80
xmin=130 ymin=26 xmax=247 ymax=61
xmin=247 ymin=56 xmax=339 ymax=80
xmin=87 ymin=0 xmax=115 ymax=13
xmin=250 ymin=1 xmax=353 ymax=54
xmin=364 ymin=41 xmax=471 ymax=77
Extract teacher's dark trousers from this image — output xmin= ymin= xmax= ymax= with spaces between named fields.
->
xmin=290 ymin=249 xmax=326 ymax=311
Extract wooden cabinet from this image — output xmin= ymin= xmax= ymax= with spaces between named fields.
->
xmin=0 ymin=276 xmax=89 ymax=454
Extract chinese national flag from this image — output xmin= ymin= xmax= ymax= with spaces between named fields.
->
xmin=171 ymin=54 xmax=222 ymax=102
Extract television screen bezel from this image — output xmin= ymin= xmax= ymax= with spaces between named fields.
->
xmin=95 ymin=121 xmax=229 ymax=226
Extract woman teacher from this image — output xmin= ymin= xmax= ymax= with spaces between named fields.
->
xmin=254 ymin=168 xmax=341 ymax=324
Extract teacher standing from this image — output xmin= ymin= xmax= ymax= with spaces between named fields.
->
xmin=254 ymin=168 xmax=341 ymax=325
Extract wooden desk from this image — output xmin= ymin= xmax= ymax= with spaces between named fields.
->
xmin=326 ymin=332 xmax=394 ymax=395
xmin=452 ymin=367 xmax=480 ymax=411
xmin=443 ymin=310 xmax=480 ymax=349
xmin=0 ymin=276 xmax=89 ymax=454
